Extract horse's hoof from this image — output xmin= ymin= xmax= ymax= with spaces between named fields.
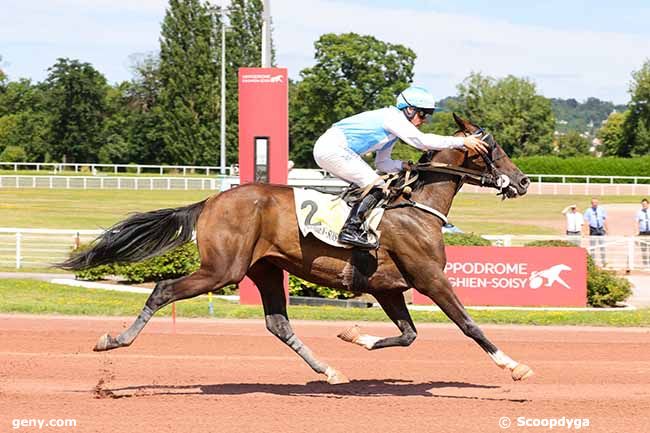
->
xmin=511 ymin=363 xmax=534 ymax=381
xmin=325 ymin=367 xmax=350 ymax=385
xmin=337 ymin=325 xmax=361 ymax=344
xmin=94 ymin=333 xmax=119 ymax=352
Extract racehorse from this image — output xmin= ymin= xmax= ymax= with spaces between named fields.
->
xmin=60 ymin=114 xmax=533 ymax=385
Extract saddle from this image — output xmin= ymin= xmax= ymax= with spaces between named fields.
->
xmin=293 ymin=169 xmax=421 ymax=249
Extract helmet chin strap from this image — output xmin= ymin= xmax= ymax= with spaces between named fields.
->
xmin=402 ymin=107 xmax=417 ymax=120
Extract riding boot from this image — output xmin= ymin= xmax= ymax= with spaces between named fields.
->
xmin=338 ymin=188 xmax=385 ymax=249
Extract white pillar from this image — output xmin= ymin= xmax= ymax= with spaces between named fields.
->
xmin=261 ymin=0 xmax=272 ymax=67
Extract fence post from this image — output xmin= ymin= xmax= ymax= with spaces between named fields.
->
xmin=15 ymin=232 xmax=22 ymax=269
xmin=628 ymin=237 xmax=636 ymax=271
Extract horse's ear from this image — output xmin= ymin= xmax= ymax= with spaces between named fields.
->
xmin=453 ymin=113 xmax=471 ymax=132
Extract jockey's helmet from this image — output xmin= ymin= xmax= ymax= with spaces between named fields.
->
xmin=395 ymin=86 xmax=436 ymax=111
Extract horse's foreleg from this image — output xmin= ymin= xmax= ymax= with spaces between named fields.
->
xmin=415 ymin=271 xmax=533 ymax=381
xmin=94 ymin=267 xmax=232 ymax=352
xmin=338 ymin=291 xmax=417 ymax=350
xmin=248 ymin=261 xmax=349 ymax=385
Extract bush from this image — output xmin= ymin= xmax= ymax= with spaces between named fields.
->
xmin=0 ymin=145 xmax=27 ymax=162
xmin=288 ymin=275 xmax=354 ymax=299
xmin=524 ymin=240 xmax=632 ymax=307
xmin=119 ymin=243 xmax=200 ymax=283
xmin=514 ymin=156 xmax=650 ymax=182
xmin=444 ymin=232 xmax=492 ymax=246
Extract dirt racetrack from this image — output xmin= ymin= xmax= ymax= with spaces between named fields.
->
xmin=1 ymin=314 xmax=649 ymax=433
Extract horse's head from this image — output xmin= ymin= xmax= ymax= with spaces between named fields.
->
xmin=418 ymin=113 xmax=529 ymax=198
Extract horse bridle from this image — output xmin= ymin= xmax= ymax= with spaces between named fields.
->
xmin=413 ymin=127 xmax=512 ymax=195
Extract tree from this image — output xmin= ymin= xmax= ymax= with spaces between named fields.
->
xmin=598 ymin=111 xmax=628 ymax=156
xmin=621 ymin=60 xmax=650 ymax=157
xmin=0 ymin=145 xmax=27 ymax=162
xmin=44 ymin=58 xmax=108 ymax=162
xmin=224 ymin=0 xmax=266 ymax=165
xmin=0 ymin=54 xmax=6 ymax=87
xmin=290 ymin=33 xmax=416 ymax=167
xmin=158 ymin=0 xmax=223 ymax=165
xmin=556 ymin=131 xmax=590 ymax=158
xmin=452 ymin=73 xmax=555 ymax=157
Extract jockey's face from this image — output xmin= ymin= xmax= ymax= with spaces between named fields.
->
xmin=406 ymin=107 xmax=427 ymax=128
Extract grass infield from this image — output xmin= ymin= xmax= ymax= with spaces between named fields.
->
xmin=0 ymin=188 xmax=643 ymax=233
xmin=1 ymin=280 xmax=648 ymax=327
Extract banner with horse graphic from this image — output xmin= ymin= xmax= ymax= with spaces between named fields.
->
xmin=413 ymin=246 xmax=587 ymax=307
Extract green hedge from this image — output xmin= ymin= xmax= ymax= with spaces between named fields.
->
xmin=513 ymin=156 xmax=650 ymax=181
xmin=523 ymin=240 xmax=631 ymax=307
xmin=73 ymin=236 xmax=631 ymax=306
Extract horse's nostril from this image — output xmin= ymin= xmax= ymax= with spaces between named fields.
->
xmin=520 ymin=176 xmax=530 ymax=189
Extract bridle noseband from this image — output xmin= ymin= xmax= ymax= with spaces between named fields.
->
xmin=413 ymin=127 xmax=512 ymax=196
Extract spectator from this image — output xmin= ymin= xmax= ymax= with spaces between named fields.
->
xmin=561 ymin=204 xmax=583 ymax=246
xmin=636 ymin=198 xmax=650 ymax=267
xmin=583 ymin=197 xmax=608 ymax=266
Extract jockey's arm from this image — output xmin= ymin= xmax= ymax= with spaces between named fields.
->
xmin=374 ymin=146 xmax=403 ymax=174
xmin=384 ymin=108 xmax=465 ymax=151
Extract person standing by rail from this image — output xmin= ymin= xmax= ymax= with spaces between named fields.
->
xmin=636 ymin=198 xmax=650 ymax=268
xmin=583 ymin=197 xmax=608 ymax=266
xmin=561 ymin=204 xmax=583 ymax=246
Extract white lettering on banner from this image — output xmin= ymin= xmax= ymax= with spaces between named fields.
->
xmin=445 ymin=262 xmax=528 ymax=275
xmin=446 ymin=261 xmax=573 ymax=290
xmin=242 ymin=74 xmax=284 ymax=84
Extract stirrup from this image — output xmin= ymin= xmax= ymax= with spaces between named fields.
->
xmin=338 ymin=230 xmax=378 ymax=250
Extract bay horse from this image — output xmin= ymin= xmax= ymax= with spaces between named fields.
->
xmin=60 ymin=114 xmax=533 ymax=384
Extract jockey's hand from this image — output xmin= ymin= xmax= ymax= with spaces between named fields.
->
xmin=463 ymin=136 xmax=489 ymax=155
xmin=401 ymin=160 xmax=416 ymax=171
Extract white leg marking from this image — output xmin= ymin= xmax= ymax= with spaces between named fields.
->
xmin=489 ymin=350 xmax=519 ymax=370
xmin=355 ymin=335 xmax=382 ymax=350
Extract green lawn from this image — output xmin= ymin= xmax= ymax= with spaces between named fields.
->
xmin=0 ymin=188 xmax=642 ymax=234
xmin=0 ymin=189 xmax=211 ymax=228
xmin=1 ymin=279 xmax=648 ymax=326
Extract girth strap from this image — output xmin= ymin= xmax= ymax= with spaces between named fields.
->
xmin=385 ymin=199 xmax=448 ymax=224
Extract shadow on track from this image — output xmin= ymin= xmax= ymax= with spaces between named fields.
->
xmin=99 ymin=379 xmax=529 ymax=402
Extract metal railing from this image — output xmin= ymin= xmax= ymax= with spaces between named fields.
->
xmin=3 ymin=227 xmax=649 ymax=271
xmin=0 ymin=176 xmax=221 ymax=190
xmin=0 ymin=228 xmax=102 ymax=269
xmin=484 ymin=234 xmax=650 ymax=271
xmin=3 ymin=162 xmax=650 ymax=185
xmin=0 ymin=162 xmax=230 ymax=176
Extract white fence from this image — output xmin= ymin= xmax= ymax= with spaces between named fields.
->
xmin=2 ymin=227 xmax=649 ymax=271
xmin=0 ymin=162 xmax=229 ymax=176
xmin=0 ymin=176 xmax=221 ymax=190
xmin=0 ymin=228 xmax=102 ymax=269
xmin=484 ymin=235 xmax=650 ymax=271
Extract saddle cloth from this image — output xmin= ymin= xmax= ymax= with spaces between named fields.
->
xmin=293 ymin=188 xmax=384 ymax=248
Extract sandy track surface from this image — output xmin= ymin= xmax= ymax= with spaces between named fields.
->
xmin=1 ymin=315 xmax=649 ymax=433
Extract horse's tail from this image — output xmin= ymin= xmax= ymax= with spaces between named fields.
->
xmin=57 ymin=200 xmax=207 ymax=271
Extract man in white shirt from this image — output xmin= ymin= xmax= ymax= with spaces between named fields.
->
xmin=561 ymin=204 xmax=583 ymax=246
xmin=636 ymin=198 xmax=650 ymax=267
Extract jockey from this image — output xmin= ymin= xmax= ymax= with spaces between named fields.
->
xmin=313 ymin=85 xmax=488 ymax=249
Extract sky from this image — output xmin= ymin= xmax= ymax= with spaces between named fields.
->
xmin=1 ymin=0 xmax=649 ymax=104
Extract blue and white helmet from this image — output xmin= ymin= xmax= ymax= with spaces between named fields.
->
xmin=396 ymin=86 xmax=436 ymax=111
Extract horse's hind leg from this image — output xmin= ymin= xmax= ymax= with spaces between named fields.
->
xmin=247 ymin=260 xmax=349 ymax=385
xmin=338 ymin=291 xmax=417 ymax=350
xmin=94 ymin=266 xmax=235 ymax=351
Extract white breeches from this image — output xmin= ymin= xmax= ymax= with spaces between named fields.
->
xmin=313 ymin=127 xmax=382 ymax=188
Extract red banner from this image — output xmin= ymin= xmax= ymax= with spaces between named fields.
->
xmin=412 ymin=246 xmax=587 ymax=307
